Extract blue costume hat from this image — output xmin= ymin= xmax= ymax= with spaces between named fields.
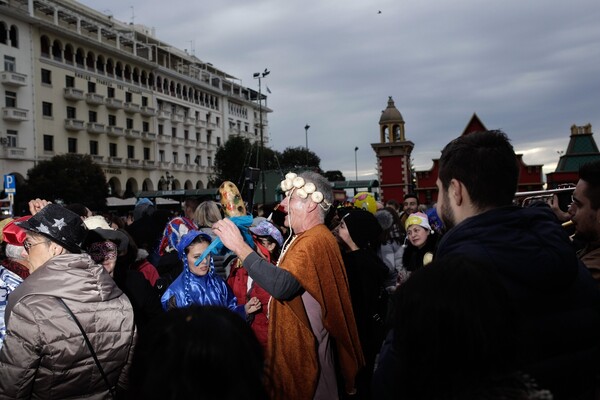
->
xmin=176 ymin=230 xmax=212 ymax=262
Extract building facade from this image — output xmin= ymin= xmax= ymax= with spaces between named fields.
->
xmin=546 ymin=123 xmax=600 ymax=188
xmin=415 ymin=113 xmax=544 ymax=206
xmin=371 ymin=96 xmax=414 ymax=203
xmin=1 ymin=0 xmax=270 ymax=196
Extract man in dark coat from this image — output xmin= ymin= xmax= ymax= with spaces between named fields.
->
xmin=434 ymin=130 xmax=600 ymax=400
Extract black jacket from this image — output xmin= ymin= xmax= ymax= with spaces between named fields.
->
xmin=437 ymin=206 xmax=600 ymax=399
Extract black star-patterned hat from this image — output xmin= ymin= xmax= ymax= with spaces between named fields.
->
xmin=16 ymin=204 xmax=88 ymax=253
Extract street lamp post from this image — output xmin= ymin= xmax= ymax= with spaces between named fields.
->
xmin=354 ymin=146 xmax=359 ymax=181
xmin=253 ymin=68 xmax=270 ymax=204
xmin=304 ymin=124 xmax=310 ymax=166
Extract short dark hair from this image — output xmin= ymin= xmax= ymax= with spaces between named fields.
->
xmin=403 ymin=193 xmax=418 ymax=204
xmin=129 ymin=306 xmax=267 ymax=400
xmin=385 ymin=199 xmax=399 ymax=208
xmin=439 ymin=130 xmax=518 ymax=209
xmin=579 ymin=160 xmax=600 ymax=210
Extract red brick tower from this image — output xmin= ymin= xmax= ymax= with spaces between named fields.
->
xmin=371 ymin=97 xmax=414 ymax=203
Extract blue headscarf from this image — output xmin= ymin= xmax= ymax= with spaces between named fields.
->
xmin=161 ymin=230 xmax=242 ymax=314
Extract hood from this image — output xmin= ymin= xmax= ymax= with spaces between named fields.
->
xmin=6 ymin=253 xmax=123 ymax=318
xmin=437 ymin=206 xmax=579 ymax=296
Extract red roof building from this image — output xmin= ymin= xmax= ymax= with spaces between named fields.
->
xmin=414 ymin=113 xmax=544 ymax=205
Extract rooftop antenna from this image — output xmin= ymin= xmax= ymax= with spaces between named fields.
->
xmin=188 ymin=40 xmax=195 ymax=57
xmin=130 ymin=6 xmax=135 ymax=25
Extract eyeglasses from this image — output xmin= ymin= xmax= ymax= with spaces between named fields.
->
xmin=23 ymin=239 xmax=50 ymax=254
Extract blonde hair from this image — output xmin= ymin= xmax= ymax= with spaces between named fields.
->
xmin=194 ymin=201 xmax=222 ymax=228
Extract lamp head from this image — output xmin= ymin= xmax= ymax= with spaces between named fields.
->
xmin=305 ymin=124 xmax=310 ymax=130
xmin=253 ymin=72 xmax=260 ymax=78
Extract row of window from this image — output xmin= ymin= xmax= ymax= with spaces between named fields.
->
xmin=0 ymin=22 xmax=19 ymax=48
xmin=40 ymin=35 xmax=224 ymax=112
xmin=41 ymin=135 xmax=211 ymax=166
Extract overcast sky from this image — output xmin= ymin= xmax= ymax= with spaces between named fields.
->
xmin=81 ymin=0 xmax=600 ymax=181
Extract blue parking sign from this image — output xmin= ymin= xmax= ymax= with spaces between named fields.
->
xmin=4 ymin=174 xmax=15 ymax=194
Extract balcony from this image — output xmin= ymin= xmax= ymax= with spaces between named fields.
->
xmin=85 ymin=93 xmax=104 ymax=105
xmin=64 ymin=118 xmax=85 ymax=131
xmin=2 ymin=107 xmax=28 ymax=122
xmin=157 ymin=110 xmax=170 ymax=120
xmin=1 ymin=71 xmax=27 ymax=87
xmin=126 ymin=159 xmax=141 ymax=167
xmin=228 ymin=128 xmax=242 ymax=137
xmin=184 ymin=139 xmax=195 ymax=148
xmin=171 ymin=113 xmax=184 ymax=124
xmin=172 ymin=163 xmax=184 ymax=171
xmin=106 ymin=126 xmax=124 ymax=137
xmin=185 ymin=164 xmax=197 ymax=172
xmin=86 ymin=122 xmax=106 ymax=135
xmin=91 ymin=155 xmax=104 ymax=162
xmin=108 ymin=156 xmax=123 ymax=165
xmin=125 ymin=129 xmax=141 ymax=139
xmin=173 ymin=137 xmax=184 ymax=146
xmin=104 ymin=98 xmax=123 ymax=109
xmin=63 ymin=88 xmax=85 ymax=101
xmin=1 ymin=146 xmax=26 ymax=159
xmin=142 ymin=131 xmax=156 ymax=142
xmin=143 ymin=160 xmax=155 ymax=169
xmin=157 ymin=135 xmax=171 ymax=144
xmin=196 ymin=119 xmax=206 ymax=128
xmin=158 ymin=161 xmax=171 ymax=169
xmin=140 ymin=106 xmax=156 ymax=117
xmin=184 ymin=117 xmax=195 ymax=126
xmin=123 ymin=102 xmax=141 ymax=114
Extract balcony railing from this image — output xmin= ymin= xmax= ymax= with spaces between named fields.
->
xmin=157 ymin=110 xmax=171 ymax=120
xmin=196 ymin=120 xmax=206 ymax=128
xmin=184 ymin=139 xmax=195 ymax=148
xmin=173 ymin=137 xmax=184 ymax=146
xmin=184 ymin=117 xmax=195 ymax=126
xmin=86 ymin=122 xmax=106 ymax=134
xmin=64 ymin=118 xmax=85 ymax=131
xmin=171 ymin=113 xmax=184 ymax=124
xmin=142 ymin=132 xmax=157 ymax=142
xmin=143 ymin=160 xmax=155 ymax=169
xmin=125 ymin=129 xmax=141 ymax=139
xmin=123 ymin=102 xmax=141 ymax=114
xmin=104 ymin=98 xmax=123 ymax=109
xmin=85 ymin=93 xmax=104 ymax=105
xmin=2 ymin=107 xmax=28 ymax=121
xmin=91 ymin=155 xmax=104 ymax=162
xmin=63 ymin=88 xmax=85 ymax=101
xmin=140 ymin=106 xmax=156 ymax=117
xmin=106 ymin=126 xmax=125 ymax=137
xmin=1 ymin=71 xmax=27 ymax=87
xmin=1 ymin=146 xmax=26 ymax=159
xmin=157 ymin=135 xmax=171 ymax=144
xmin=108 ymin=156 xmax=124 ymax=165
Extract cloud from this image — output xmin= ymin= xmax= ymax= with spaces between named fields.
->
xmin=82 ymin=0 xmax=600 ymax=182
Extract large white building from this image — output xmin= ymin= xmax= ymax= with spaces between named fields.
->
xmin=0 ymin=0 xmax=270 ymax=196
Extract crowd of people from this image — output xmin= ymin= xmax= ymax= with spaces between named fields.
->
xmin=0 ymin=130 xmax=599 ymax=399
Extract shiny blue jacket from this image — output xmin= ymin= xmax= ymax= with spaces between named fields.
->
xmin=160 ymin=230 xmax=245 ymax=317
